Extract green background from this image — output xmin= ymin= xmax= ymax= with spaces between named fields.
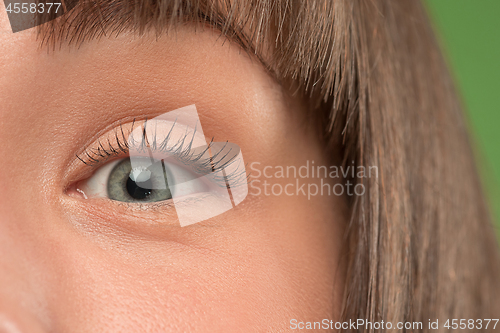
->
xmin=425 ymin=0 xmax=500 ymax=239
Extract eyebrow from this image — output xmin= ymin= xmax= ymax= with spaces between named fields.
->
xmin=37 ymin=0 xmax=268 ymax=65
xmin=35 ymin=0 xmax=280 ymax=85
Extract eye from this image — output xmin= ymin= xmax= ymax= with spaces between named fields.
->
xmin=108 ymin=158 xmax=171 ymax=202
xmin=79 ymin=156 xmax=209 ymax=203
xmin=70 ymin=108 xmax=249 ymax=226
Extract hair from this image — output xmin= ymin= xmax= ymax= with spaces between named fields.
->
xmin=38 ymin=0 xmax=500 ymax=331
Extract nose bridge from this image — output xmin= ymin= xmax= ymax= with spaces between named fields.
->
xmin=0 ymin=304 xmax=47 ymax=333
xmin=0 ymin=112 xmax=54 ymax=332
xmin=0 ymin=210 xmax=49 ymax=333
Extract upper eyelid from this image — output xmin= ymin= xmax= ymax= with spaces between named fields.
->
xmin=76 ymin=119 xmax=218 ymax=172
xmin=36 ymin=0 xmax=260 ymax=61
xmin=75 ymin=118 xmax=248 ymax=190
xmin=76 ymin=120 xmax=138 ymax=166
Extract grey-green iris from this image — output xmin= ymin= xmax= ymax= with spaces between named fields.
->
xmin=107 ymin=158 xmax=173 ymax=203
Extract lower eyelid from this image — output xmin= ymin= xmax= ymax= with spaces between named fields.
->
xmin=62 ymin=197 xmax=226 ymax=249
xmin=71 ymin=192 xmax=214 ymax=225
xmin=115 ymin=199 xmax=176 ymax=212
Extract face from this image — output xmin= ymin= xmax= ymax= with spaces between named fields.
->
xmin=0 ymin=5 xmax=346 ymax=332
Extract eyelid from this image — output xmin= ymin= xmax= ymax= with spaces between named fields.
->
xmin=76 ymin=119 xmax=144 ymax=167
xmin=75 ymin=117 xmax=248 ymax=186
xmin=65 ymin=108 xmax=249 ymax=228
xmin=75 ymin=118 xmax=214 ymax=167
xmin=68 ymin=117 xmax=247 ymax=196
xmin=64 ymin=118 xmax=188 ymax=188
xmin=68 ymin=118 xmax=228 ymax=195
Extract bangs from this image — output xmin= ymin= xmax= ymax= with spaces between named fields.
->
xmin=37 ymin=0 xmax=357 ymax=111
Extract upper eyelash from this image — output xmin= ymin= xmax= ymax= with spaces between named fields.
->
xmin=77 ymin=119 xmax=249 ymax=187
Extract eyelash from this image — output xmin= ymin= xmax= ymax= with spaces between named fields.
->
xmin=76 ymin=118 xmax=248 ymax=187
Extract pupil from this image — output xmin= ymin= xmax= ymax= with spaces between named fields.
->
xmin=126 ymin=171 xmax=153 ymax=200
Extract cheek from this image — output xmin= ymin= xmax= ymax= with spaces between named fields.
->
xmin=41 ymin=124 xmax=343 ymax=333
xmin=39 ymin=206 xmax=341 ymax=332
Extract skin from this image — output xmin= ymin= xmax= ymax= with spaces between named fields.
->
xmin=0 ymin=5 xmax=347 ymax=332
